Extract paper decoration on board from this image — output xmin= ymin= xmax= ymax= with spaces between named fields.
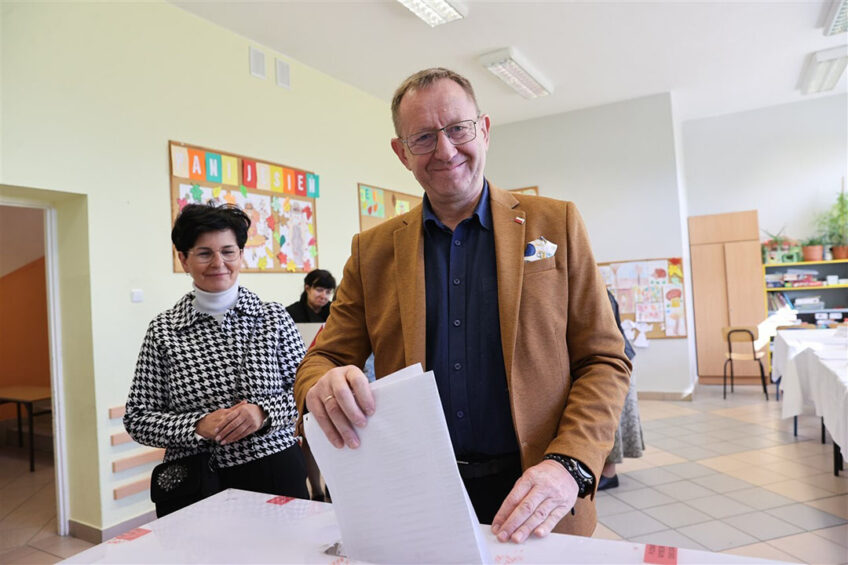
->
xmin=612 ymin=262 xmax=638 ymax=289
xmin=668 ymin=257 xmax=683 ymax=284
xmin=396 ymin=199 xmax=411 ymax=215
xmin=599 ymin=265 xmax=615 ymax=288
xmin=360 ymin=185 xmax=385 ymax=217
xmin=640 ymin=260 xmax=668 ymax=286
xmin=616 ymin=287 xmax=636 ymax=314
xmin=172 ymin=140 xmax=320 ymax=273
xmin=170 ymin=142 xmax=318 ymax=197
xmin=663 ymin=284 xmax=686 ymax=336
xmin=170 ymin=145 xmax=189 ymax=178
xmin=600 ymin=257 xmax=686 ymax=339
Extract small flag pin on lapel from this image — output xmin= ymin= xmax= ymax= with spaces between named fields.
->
xmin=514 ymin=217 xmax=525 ymax=224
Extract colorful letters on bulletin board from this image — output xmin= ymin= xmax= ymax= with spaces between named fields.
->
xmin=169 ymin=140 xmax=319 ymax=274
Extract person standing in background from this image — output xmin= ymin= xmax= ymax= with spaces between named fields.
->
xmin=286 ymin=269 xmax=336 ymax=323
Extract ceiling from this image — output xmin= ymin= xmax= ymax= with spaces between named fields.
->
xmin=172 ymin=1 xmax=848 ymax=125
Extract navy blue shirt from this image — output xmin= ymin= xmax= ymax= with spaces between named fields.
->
xmin=423 ymin=181 xmax=519 ymax=458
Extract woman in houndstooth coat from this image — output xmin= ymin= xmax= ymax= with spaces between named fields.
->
xmin=125 ymin=204 xmax=308 ymax=516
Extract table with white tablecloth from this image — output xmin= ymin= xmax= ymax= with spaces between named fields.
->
xmin=772 ymin=328 xmax=848 ymax=465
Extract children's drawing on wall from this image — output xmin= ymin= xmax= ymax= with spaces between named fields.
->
xmin=599 ymin=257 xmax=687 ymax=342
xmin=171 ymin=141 xmax=319 ymax=273
xmin=663 ymin=284 xmax=686 ymax=336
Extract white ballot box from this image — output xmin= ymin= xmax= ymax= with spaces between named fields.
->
xmin=62 ymin=490 xmax=780 ymax=564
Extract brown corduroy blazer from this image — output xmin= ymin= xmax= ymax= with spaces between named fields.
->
xmin=294 ymin=184 xmax=631 ymax=536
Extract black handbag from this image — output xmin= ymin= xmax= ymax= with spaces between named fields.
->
xmin=150 ymin=451 xmax=221 ymax=517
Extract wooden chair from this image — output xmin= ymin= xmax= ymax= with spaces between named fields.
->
xmin=721 ymin=326 xmax=769 ymax=400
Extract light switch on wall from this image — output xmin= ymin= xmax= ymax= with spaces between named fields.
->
xmin=130 ymin=289 xmax=144 ymax=303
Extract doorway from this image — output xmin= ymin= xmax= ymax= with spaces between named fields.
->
xmin=0 ymin=201 xmax=69 ymax=538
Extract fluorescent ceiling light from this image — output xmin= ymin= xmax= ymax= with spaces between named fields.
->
xmin=825 ymin=0 xmax=848 ymax=35
xmin=800 ymin=46 xmax=848 ymax=94
xmin=478 ymin=47 xmax=553 ymax=99
xmin=396 ymin=0 xmax=466 ymax=27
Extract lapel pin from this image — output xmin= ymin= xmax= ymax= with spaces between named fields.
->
xmin=514 ymin=217 xmax=525 ymax=225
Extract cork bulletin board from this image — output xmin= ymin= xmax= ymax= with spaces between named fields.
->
xmin=597 ymin=257 xmax=687 ymax=340
xmin=357 ymin=183 xmax=422 ymax=232
xmin=169 ymin=140 xmax=319 ymax=273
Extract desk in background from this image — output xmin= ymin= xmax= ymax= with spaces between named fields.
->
xmin=63 ymin=489 xmax=776 ymax=564
xmin=773 ymin=328 xmax=848 ymax=474
xmin=0 ymin=385 xmax=51 ymax=471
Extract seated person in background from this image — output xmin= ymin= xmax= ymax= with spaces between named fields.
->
xmin=287 ymin=269 xmax=336 ymax=323
xmin=124 ymin=203 xmax=308 ymax=517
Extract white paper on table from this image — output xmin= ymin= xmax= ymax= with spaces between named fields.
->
xmin=303 ymin=364 xmax=491 ymax=564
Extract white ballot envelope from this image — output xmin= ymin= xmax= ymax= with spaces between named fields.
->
xmin=304 ymin=364 xmax=491 ymax=564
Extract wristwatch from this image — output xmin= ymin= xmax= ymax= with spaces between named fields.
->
xmin=544 ymin=453 xmax=594 ymax=497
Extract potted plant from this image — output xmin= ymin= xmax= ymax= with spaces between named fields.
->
xmin=818 ymin=186 xmax=848 ymax=259
xmin=800 ymin=235 xmax=825 ymax=262
xmin=761 ymin=228 xmax=786 ymax=264
xmin=761 ymin=228 xmax=801 ymax=263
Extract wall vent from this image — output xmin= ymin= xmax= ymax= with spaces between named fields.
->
xmin=276 ymin=59 xmax=291 ymax=89
xmin=249 ymin=46 xmax=266 ymax=79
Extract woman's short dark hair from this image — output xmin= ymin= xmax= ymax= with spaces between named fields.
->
xmin=304 ymin=269 xmax=336 ymax=290
xmin=171 ymin=204 xmax=251 ymax=254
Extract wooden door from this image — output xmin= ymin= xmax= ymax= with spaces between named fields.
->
xmin=690 ymin=243 xmax=729 ymax=377
xmin=724 ymin=240 xmax=769 ymax=375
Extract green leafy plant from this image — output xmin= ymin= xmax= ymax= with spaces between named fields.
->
xmin=818 ymin=187 xmax=848 ymax=246
xmin=761 ymin=227 xmax=787 ymax=248
xmin=801 ymin=235 xmax=825 ymax=246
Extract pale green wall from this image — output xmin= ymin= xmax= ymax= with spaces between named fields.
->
xmin=1 ymin=1 xmax=419 ymax=531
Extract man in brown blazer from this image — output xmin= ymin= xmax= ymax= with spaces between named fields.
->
xmin=294 ymin=68 xmax=631 ymax=543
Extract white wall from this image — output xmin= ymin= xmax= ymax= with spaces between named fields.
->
xmin=486 ymin=93 xmax=693 ymax=395
xmin=683 ymin=94 xmax=848 ymax=241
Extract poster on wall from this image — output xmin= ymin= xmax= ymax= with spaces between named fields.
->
xmin=597 ymin=257 xmax=687 ymax=340
xmin=357 ymin=183 xmax=423 ymax=233
xmin=170 ymin=141 xmax=319 ymax=273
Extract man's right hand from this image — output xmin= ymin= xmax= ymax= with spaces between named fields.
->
xmin=304 ymin=365 xmax=375 ymax=449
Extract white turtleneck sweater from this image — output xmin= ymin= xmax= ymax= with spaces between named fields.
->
xmin=192 ymin=282 xmax=239 ymax=322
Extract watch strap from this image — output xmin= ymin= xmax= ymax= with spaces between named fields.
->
xmin=544 ymin=453 xmax=594 ymax=497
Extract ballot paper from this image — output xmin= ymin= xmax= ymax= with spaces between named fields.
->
xmin=303 ymin=364 xmax=491 ymax=564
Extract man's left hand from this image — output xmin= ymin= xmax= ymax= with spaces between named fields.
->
xmin=490 ymin=459 xmax=578 ymax=543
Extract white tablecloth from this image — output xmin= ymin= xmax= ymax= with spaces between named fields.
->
xmin=774 ymin=328 xmax=848 ymax=458
xmin=62 ymin=489 xmax=774 ymax=564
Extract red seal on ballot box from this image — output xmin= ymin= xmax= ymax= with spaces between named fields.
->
xmin=644 ymin=544 xmax=677 ymax=565
xmin=266 ymin=495 xmax=294 ymax=505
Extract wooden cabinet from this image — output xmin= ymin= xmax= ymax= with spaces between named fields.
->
xmin=689 ymin=211 xmax=768 ymax=383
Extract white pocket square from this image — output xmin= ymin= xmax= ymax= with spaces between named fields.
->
xmin=524 ymin=236 xmax=557 ymax=262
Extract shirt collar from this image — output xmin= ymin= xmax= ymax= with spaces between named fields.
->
xmin=422 ymin=178 xmax=492 ymax=232
xmin=172 ymin=286 xmax=264 ymax=330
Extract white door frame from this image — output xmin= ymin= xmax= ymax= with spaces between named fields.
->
xmin=0 ymin=198 xmax=69 ymax=535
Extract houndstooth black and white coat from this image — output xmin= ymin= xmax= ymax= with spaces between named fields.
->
xmin=124 ymin=286 xmax=306 ymax=468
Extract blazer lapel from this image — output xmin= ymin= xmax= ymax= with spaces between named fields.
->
xmin=490 ymin=185 xmax=524 ymax=385
xmin=394 ymin=209 xmax=427 ymax=367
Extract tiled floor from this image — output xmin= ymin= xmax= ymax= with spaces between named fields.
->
xmin=0 ymin=448 xmax=94 ymax=564
xmin=594 ymin=385 xmax=848 ymax=564
xmin=1 ymin=384 xmax=846 ymax=564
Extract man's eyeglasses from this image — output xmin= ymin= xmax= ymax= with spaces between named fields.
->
xmin=401 ymin=118 xmax=480 ymax=155
xmin=190 ymin=247 xmax=241 ymax=263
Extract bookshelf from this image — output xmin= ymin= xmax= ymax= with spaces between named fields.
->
xmin=764 ymin=259 xmax=848 ymax=325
